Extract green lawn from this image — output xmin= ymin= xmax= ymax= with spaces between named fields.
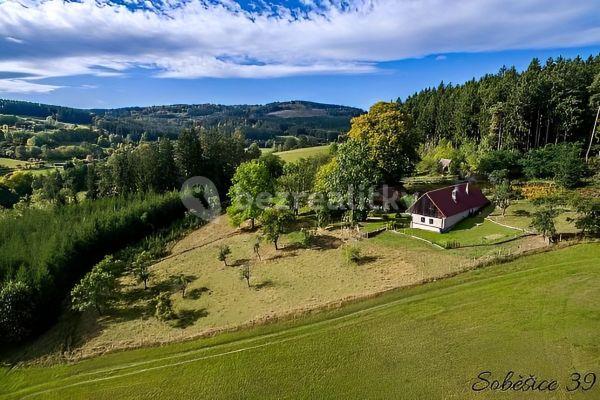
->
xmin=489 ymin=200 xmax=580 ymax=234
xmin=1 ymin=243 xmax=598 ymax=399
xmin=359 ymin=220 xmax=388 ymax=233
xmin=273 ymin=145 xmax=330 ymax=162
xmin=402 ymin=210 xmax=523 ymax=248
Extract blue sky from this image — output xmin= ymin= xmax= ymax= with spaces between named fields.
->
xmin=1 ymin=0 xmax=600 ymax=110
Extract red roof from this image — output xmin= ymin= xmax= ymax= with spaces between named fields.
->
xmin=408 ymin=182 xmax=489 ymax=218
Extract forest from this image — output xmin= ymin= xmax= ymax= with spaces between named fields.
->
xmin=0 ymin=100 xmax=362 ymax=146
xmin=400 ymin=55 xmax=600 ymax=153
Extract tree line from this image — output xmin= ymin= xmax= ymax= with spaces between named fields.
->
xmin=401 ymin=55 xmax=600 ymax=153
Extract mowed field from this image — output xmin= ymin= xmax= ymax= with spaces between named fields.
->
xmin=13 ymin=215 xmax=547 ymax=360
xmin=271 ymin=145 xmax=330 ymax=162
xmin=1 ymin=243 xmax=598 ymax=399
xmin=488 ymin=200 xmax=581 ymax=234
xmin=403 ymin=207 xmax=526 ymax=247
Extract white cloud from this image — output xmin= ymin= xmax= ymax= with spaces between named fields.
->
xmin=0 ymin=79 xmax=62 ymax=93
xmin=0 ymin=0 xmax=598 ymax=91
xmin=5 ymin=36 xmax=24 ymax=44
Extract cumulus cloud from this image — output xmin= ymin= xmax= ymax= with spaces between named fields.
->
xmin=0 ymin=0 xmax=599 ymax=93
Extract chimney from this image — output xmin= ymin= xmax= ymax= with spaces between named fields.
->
xmin=452 ymin=187 xmax=458 ymax=203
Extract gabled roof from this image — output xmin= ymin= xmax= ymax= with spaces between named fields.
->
xmin=408 ymin=182 xmax=489 ymax=218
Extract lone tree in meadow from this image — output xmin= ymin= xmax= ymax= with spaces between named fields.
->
xmin=240 ymin=263 xmax=251 ymax=288
xmin=570 ymin=196 xmax=600 ymax=236
xmin=227 ymin=160 xmax=274 ymax=229
xmin=490 ymin=170 xmax=514 ymax=216
xmin=277 ymin=158 xmax=321 ymax=215
xmin=253 ymin=239 xmax=262 ymax=261
xmin=176 ymin=274 xmax=192 ymax=298
xmin=259 ymin=207 xmax=294 ymax=250
xmin=217 ymin=244 xmax=231 ymax=266
xmin=530 ymin=207 xmax=558 ymax=242
xmin=133 ymin=251 xmax=152 ymax=290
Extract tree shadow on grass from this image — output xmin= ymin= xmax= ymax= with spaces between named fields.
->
xmin=0 ymin=311 xmax=103 ymax=365
xmin=186 ymin=286 xmax=210 ymax=299
xmin=231 ymin=258 xmax=250 ymax=267
xmin=513 ymin=209 xmax=531 ymax=217
xmin=115 ymin=275 xmax=197 ymax=322
xmin=268 ymin=251 xmax=297 ymax=261
xmin=110 ymin=302 xmax=154 ymax=322
xmin=172 ymin=308 xmax=209 ymax=329
xmin=253 ymin=279 xmax=274 ymax=290
xmin=357 ymin=255 xmax=379 ymax=266
xmin=282 ymin=242 xmax=304 ymax=251
xmin=311 ymin=235 xmax=343 ymax=250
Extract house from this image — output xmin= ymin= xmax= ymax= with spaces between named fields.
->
xmin=406 ymin=182 xmax=489 ymax=233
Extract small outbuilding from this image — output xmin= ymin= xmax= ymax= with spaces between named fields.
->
xmin=406 ymin=182 xmax=489 ymax=233
xmin=439 ymin=158 xmax=452 ymax=173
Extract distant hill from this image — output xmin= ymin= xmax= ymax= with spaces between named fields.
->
xmin=0 ymin=99 xmax=363 ymax=144
xmin=0 ymin=99 xmax=95 ymax=125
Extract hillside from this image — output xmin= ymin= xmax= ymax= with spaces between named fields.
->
xmin=2 ymin=243 xmax=598 ymax=399
xmin=0 ymin=99 xmax=363 ymax=145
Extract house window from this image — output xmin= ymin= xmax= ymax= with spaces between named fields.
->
xmin=429 ymin=218 xmax=434 ymax=224
xmin=421 ymin=217 xmax=425 ymax=223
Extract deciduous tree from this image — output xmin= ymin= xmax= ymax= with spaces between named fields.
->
xmin=348 ymin=101 xmax=419 ymax=182
xmin=260 ymin=207 xmax=294 ymax=250
xmin=227 ymin=160 xmax=274 ymax=229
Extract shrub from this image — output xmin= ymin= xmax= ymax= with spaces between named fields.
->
xmin=299 ymin=229 xmax=315 ymax=248
xmin=0 ymin=281 xmax=34 ymax=343
xmin=71 ymin=256 xmax=120 ymax=314
xmin=154 ymin=292 xmax=175 ymax=321
xmin=441 ymin=240 xmax=461 ymax=249
xmin=217 ymin=245 xmax=232 ymax=266
xmin=342 ymin=244 xmax=362 ymax=265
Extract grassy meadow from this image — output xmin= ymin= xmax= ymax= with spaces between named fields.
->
xmin=272 ymin=145 xmax=330 ymax=162
xmin=5 ymin=212 xmax=549 ymax=362
xmin=488 ymin=199 xmax=581 ymax=234
xmin=1 ymin=243 xmax=598 ymax=399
